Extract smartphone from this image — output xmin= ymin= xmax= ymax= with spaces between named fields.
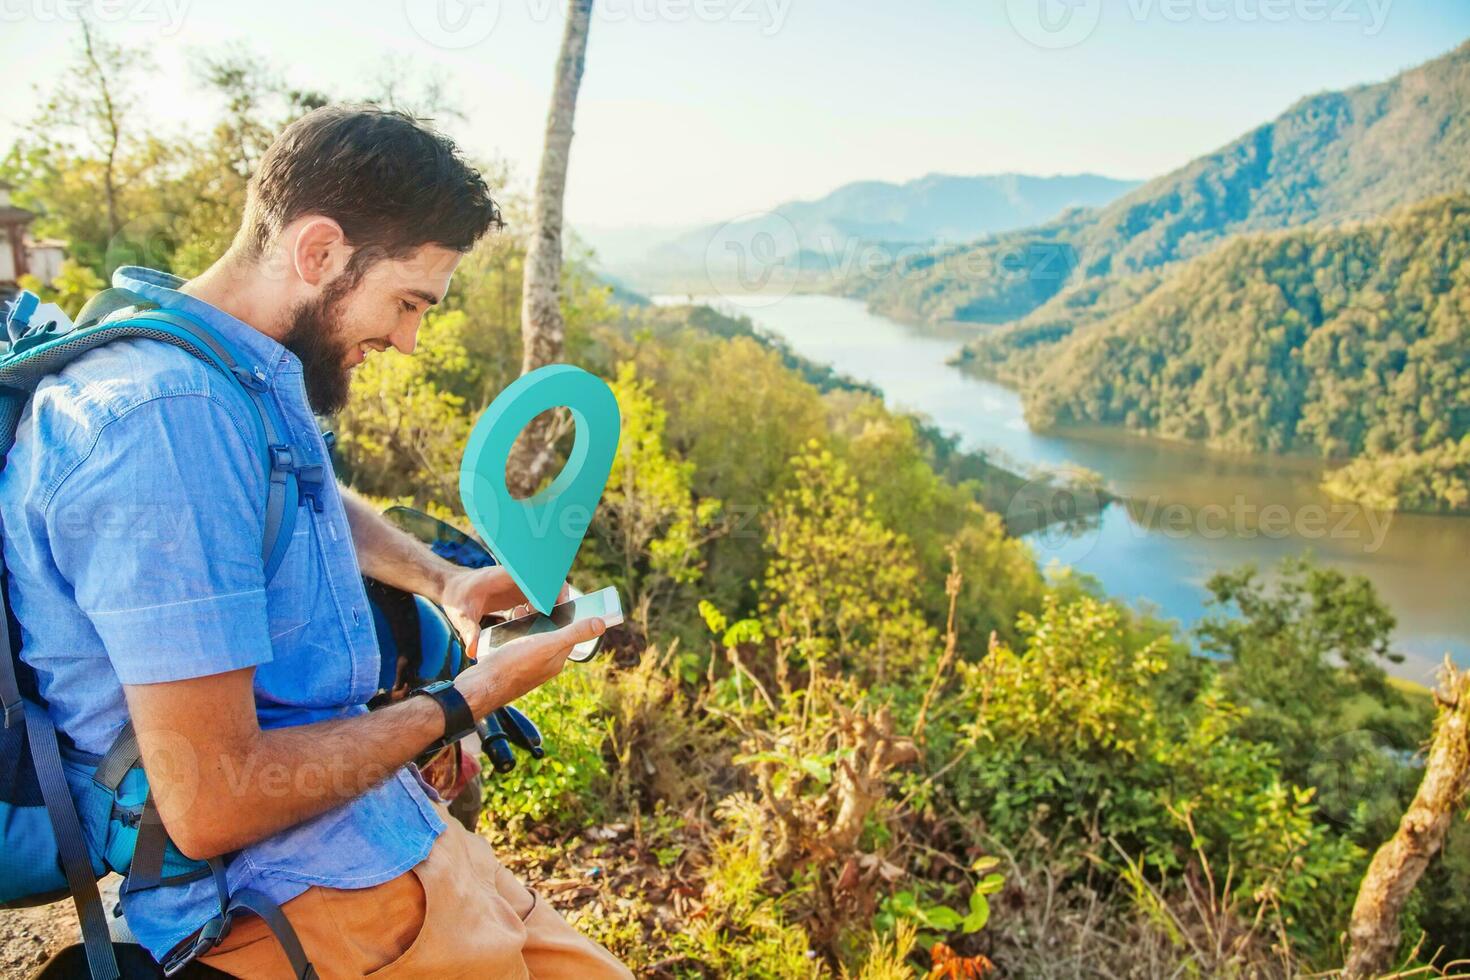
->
xmin=478 ymin=586 xmax=623 ymax=663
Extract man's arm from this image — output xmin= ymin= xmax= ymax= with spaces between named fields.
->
xmin=339 ymin=483 xmax=566 ymax=649
xmin=125 ymin=613 xmax=605 ymax=860
xmin=339 ymin=485 xmax=457 ymax=601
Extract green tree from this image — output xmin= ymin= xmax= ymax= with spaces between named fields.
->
xmin=587 ymin=362 xmax=723 ymax=634
xmin=760 ymin=442 xmax=934 ymax=686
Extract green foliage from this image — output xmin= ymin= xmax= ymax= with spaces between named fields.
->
xmin=1323 ymin=435 xmax=1470 ymax=513
xmin=480 ymin=665 xmax=611 ymax=834
xmin=761 ymin=442 xmax=934 ymax=684
xmin=947 ymin=592 xmax=1366 ymax=961
xmin=668 ymin=835 xmax=822 ymax=979
xmin=14 ymin=28 xmax=1469 ymax=972
xmin=1010 ymin=197 xmax=1470 ymax=513
xmin=875 ymin=867 xmax=1003 ymax=948
xmin=824 ymin=393 xmax=1044 ymax=647
xmin=336 ymin=309 xmax=475 ymax=505
xmin=583 ymin=362 xmax=723 ymax=634
xmin=1198 ymin=558 xmax=1415 ymax=789
xmin=18 ymin=261 xmax=106 ymax=318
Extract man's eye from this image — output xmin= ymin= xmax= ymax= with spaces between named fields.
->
xmin=400 ymin=300 xmax=417 ymax=314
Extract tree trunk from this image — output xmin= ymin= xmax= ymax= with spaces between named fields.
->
xmin=505 ymin=0 xmax=594 ymax=498
xmin=79 ymin=19 xmax=122 ymax=240
xmin=1343 ymin=660 xmax=1470 ymax=978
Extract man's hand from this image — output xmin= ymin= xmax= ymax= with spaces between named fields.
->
xmin=337 ymin=488 xmax=570 ymax=648
xmin=440 ymin=565 xmax=571 ymax=653
xmin=454 ymin=615 xmax=606 ymax=717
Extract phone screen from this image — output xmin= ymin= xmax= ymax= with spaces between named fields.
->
xmin=480 ymin=586 xmax=623 ymax=662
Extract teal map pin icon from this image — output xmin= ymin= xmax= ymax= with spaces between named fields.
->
xmin=459 ymin=365 xmax=621 ymax=614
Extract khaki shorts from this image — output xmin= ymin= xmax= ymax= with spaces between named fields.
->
xmin=197 ymin=808 xmax=631 ymax=979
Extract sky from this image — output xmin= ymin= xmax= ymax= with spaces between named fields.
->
xmin=2 ymin=0 xmax=1469 ymax=232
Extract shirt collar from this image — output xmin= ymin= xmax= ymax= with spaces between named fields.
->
xmin=111 ymin=265 xmax=297 ymax=384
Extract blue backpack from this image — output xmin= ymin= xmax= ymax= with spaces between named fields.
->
xmin=0 ymin=288 xmax=317 ymax=979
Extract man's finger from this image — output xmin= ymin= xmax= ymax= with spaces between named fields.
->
xmin=549 ymin=616 xmax=605 ymax=650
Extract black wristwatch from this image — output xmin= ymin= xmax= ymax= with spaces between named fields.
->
xmin=409 ymin=679 xmax=477 ymax=747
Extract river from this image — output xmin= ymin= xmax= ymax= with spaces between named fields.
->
xmin=654 ymin=293 xmax=1470 ymax=686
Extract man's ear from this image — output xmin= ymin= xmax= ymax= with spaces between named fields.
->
xmin=290 ymin=216 xmax=349 ymax=288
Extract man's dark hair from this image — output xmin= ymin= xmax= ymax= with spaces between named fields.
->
xmin=238 ymin=106 xmax=501 ymax=275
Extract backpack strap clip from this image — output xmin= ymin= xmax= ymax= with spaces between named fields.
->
xmin=230 ymin=363 xmax=270 ymax=392
xmin=159 ymin=915 xmax=228 ymax=977
xmin=296 ymin=464 xmax=327 ymax=513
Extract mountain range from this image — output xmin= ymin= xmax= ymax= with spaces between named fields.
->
xmin=587 ymin=172 xmax=1139 ymax=292
xmin=853 ymin=39 xmax=1470 ymax=331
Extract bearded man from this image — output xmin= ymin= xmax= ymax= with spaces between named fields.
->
xmin=0 ymin=106 xmax=631 ymax=979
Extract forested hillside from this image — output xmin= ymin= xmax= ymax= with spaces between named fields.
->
xmin=1020 ymin=196 xmax=1470 ymax=512
xmin=848 ymin=40 xmax=1470 ymax=326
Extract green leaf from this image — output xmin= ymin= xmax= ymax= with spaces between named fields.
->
xmin=800 ymin=758 xmax=833 ymax=784
xmin=962 ymin=892 xmax=991 ymax=933
xmin=922 ymin=905 xmax=964 ymax=931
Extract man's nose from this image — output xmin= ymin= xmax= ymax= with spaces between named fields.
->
xmin=387 ymin=322 xmax=418 ymax=355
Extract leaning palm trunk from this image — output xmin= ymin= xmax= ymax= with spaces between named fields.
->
xmin=1343 ymin=659 xmax=1470 ymax=978
xmin=506 ymin=0 xmax=594 ymax=498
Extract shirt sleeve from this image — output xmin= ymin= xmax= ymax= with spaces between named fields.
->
xmin=46 ymin=391 xmax=276 ymax=685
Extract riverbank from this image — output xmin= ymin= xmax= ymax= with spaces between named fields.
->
xmin=657 ymin=292 xmax=1470 ymax=685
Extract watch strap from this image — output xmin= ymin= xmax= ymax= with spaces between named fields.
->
xmin=411 ymin=681 xmax=476 ymax=746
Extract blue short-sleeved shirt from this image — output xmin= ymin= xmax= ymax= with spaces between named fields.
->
xmin=0 ymin=266 xmax=445 ymax=957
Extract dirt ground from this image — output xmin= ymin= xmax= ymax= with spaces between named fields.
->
xmin=0 ymin=900 xmax=79 ymax=978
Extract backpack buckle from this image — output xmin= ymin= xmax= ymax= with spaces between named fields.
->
xmin=161 ymin=914 xmax=230 ymax=976
xmin=2 ymin=699 xmax=22 ymax=729
xmin=229 ymin=364 xmax=269 ymax=392
xmin=269 ymin=445 xmax=295 ymax=473
xmin=296 ymin=464 xmax=326 ymax=513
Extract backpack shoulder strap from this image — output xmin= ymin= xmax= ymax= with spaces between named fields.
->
xmin=115 ymin=308 xmax=301 ymax=581
xmin=0 ymin=299 xmax=300 ymax=582
xmin=0 ymin=590 xmax=119 ymax=979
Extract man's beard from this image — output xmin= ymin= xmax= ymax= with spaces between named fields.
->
xmin=280 ymin=282 xmax=355 ymax=415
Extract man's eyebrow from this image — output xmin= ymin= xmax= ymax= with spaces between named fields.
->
xmin=406 ymin=289 xmax=441 ymax=306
